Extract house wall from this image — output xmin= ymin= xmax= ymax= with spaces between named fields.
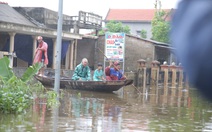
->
xmin=97 ymin=35 xmax=155 ymax=72
xmin=77 ymin=38 xmax=96 ymax=70
xmin=122 ymin=22 xmax=152 ymax=39
xmin=0 ymin=33 xmax=8 ymax=50
xmin=14 ymin=7 xmax=73 ymax=32
xmin=154 ymin=47 xmax=170 ymax=64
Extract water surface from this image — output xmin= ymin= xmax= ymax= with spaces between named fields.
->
xmin=0 ymin=86 xmax=212 ymax=132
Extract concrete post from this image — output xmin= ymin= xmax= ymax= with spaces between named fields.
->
xmin=177 ymin=66 xmax=183 ymax=88
xmin=161 ymin=81 xmax=169 ymax=107
xmin=143 ymin=67 xmax=147 ymax=92
xmin=161 ymin=64 xmax=169 ymax=88
xmin=9 ymin=32 xmax=16 ymax=68
xmin=73 ymin=21 xmax=79 ymax=68
xmin=32 ymin=36 xmax=38 ymax=62
xmin=70 ymin=41 xmax=74 ymax=70
xmin=74 ymin=40 xmax=78 ymax=68
xmin=149 ymin=88 xmax=157 ymax=104
xmin=137 ymin=59 xmax=146 ymax=90
xmin=170 ymin=63 xmax=177 ymax=88
xmin=150 ymin=60 xmax=160 ymax=87
xmin=185 ymin=76 xmax=189 ymax=90
xmin=52 ymin=38 xmax=57 ymax=69
xmin=65 ymin=41 xmax=71 ymax=69
xmin=177 ymin=84 xmax=183 ymax=107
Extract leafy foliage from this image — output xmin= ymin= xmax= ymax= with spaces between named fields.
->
xmin=0 ymin=57 xmax=59 ymax=113
xmin=99 ymin=20 xmax=130 ymax=35
xmin=21 ymin=62 xmax=42 ymax=82
xmin=141 ymin=29 xmax=147 ymax=39
xmin=0 ymin=79 xmax=33 ymax=113
xmin=0 ymin=57 xmax=13 ymax=80
xmin=151 ymin=10 xmax=171 ymax=43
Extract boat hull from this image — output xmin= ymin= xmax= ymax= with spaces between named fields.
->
xmin=34 ymin=75 xmax=133 ymax=92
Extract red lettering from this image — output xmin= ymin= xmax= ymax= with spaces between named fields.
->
xmin=107 ymin=40 xmax=114 ymax=44
xmin=112 ymin=35 xmax=123 ymax=39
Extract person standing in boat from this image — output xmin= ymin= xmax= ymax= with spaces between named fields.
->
xmin=33 ymin=36 xmax=48 ymax=76
xmin=93 ymin=63 xmax=105 ymax=81
xmin=72 ymin=58 xmax=91 ymax=81
xmin=105 ymin=61 xmax=126 ymax=81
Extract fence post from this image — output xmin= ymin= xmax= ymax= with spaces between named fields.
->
xmin=161 ymin=63 xmax=169 ymax=88
xmin=170 ymin=62 xmax=177 ymax=88
xmin=151 ymin=60 xmax=160 ymax=87
xmin=137 ymin=59 xmax=146 ymax=90
xmin=177 ymin=65 xmax=183 ymax=88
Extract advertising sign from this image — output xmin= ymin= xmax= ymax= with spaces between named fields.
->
xmin=105 ymin=32 xmax=125 ymax=61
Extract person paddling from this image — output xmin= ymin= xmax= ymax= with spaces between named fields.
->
xmin=105 ymin=61 xmax=126 ymax=81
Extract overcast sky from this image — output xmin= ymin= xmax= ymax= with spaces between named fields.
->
xmin=5 ymin=0 xmax=180 ymax=18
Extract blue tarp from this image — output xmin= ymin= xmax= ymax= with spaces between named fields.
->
xmin=3 ymin=34 xmax=70 ymax=66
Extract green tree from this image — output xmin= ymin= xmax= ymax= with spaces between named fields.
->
xmin=151 ymin=3 xmax=171 ymax=43
xmin=99 ymin=20 xmax=130 ymax=35
xmin=140 ymin=29 xmax=147 ymax=39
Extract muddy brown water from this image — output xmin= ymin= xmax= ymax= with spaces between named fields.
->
xmin=0 ymin=85 xmax=212 ymax=132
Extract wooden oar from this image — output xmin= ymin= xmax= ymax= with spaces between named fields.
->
xmin=97 ymin=47 xmax=109 ymax=60
xmin=131 ymin=84 xmax=142 ymax=95
xmin=97 ymin=47 xmax=122 ymax=71
xmin=97 ymin=47 xmax=142 ymax=94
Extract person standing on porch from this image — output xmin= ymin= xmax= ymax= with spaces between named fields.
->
xmin=72 ymin=58 xmax=91 ymax=81
xmin=33 ymin=36 xmax=48 ymax=76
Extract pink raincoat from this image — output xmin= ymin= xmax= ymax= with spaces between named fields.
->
xmin=33 ymin=41 xmax=48 ymax=65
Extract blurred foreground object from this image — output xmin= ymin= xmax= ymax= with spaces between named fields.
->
xmin=171 ymin=0 xmax=212 ymax=100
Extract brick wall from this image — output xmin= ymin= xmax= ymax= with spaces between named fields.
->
xmin=96 ymin=35 xmax=155 ymax=72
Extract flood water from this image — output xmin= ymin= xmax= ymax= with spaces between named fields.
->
xmin=1 ymin=85 xmax=212 ymax=132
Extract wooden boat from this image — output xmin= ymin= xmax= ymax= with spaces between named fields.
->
xmin=34 ymin=74 xmax=133 ymax=92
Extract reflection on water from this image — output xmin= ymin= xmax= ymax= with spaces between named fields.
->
xmin=0 ymin=85 xmax=212 ymax=132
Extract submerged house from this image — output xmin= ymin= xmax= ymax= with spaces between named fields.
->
xmin=0 ymin=2 xmax=176 ymax=73
xmin=0 ymin=2 xmax=102 ymax=70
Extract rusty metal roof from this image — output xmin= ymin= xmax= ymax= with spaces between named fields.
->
xmin=0 ymin=3 xmax=35 ymax=26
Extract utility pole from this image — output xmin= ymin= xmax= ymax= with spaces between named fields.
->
xmin=54 ymin=0 xmax=63 ymax=93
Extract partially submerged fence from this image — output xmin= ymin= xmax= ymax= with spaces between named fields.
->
xmin=136 ymin=59 xmax=189 ymax=89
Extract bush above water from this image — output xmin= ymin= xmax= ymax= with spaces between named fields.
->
xmin=0 ymin=57 xmax=59 ymax=113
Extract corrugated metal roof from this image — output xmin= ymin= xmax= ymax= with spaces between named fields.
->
xmin=0 ymin=3 xmax=35 ymax=26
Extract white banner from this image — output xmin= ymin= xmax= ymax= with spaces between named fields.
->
xmin=105 ymin=32 xmax=125 ymax=61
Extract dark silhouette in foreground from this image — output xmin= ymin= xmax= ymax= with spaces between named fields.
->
xmin=171 ymin=0 xmax=212 ymax=100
